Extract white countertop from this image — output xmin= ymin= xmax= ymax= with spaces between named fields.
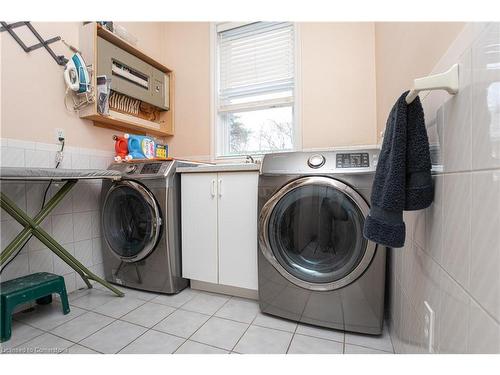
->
xmin=178 ymin=163 xmax=260 ymax=173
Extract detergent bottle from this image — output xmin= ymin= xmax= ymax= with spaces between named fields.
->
xmin=113 ymin=134 xmax=130 ymax=162
xmin=127 ymin=134 xmax=155 ymax=159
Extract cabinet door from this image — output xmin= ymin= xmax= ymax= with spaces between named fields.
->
xmin=181 ymin=173 xmax=218 ymax=283
xmin=217 ymin=172 xmax=259 ymax=290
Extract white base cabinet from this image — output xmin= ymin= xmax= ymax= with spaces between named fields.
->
xmin=181 ymin=171 xmax=258 ymax=291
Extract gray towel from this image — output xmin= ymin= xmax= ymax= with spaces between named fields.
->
xmin=363 ymin=91 xmax=433 ymax=248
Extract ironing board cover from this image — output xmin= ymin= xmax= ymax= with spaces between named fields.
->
xmin=0 ymin=167 xmax=122 ymax=181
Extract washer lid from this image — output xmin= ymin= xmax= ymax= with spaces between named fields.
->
xmin=259 ymin=176 xmax=376 ymax=291
xmin=102 ymin=180 xmax=162 ymax=262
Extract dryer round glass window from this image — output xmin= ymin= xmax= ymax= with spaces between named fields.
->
xmin=102 ymin=181 xmax=162 ymax=262
xmin=259 ymin=176 xmax=376 ymax=291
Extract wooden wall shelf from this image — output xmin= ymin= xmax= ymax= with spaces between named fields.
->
xmin=78 ymin=23 xmax=174 ymax=137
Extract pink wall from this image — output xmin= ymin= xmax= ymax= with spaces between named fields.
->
xmin=163 ymin=22 xmax=211 ymax=158
xmin=0 ymin=22 xmax=165 ymax=152
xmin=374 ymin=22 xmax=465 ymax=138
xmin=164 ymin=22 xmax=379 ymax=158
xmin=1 ymin=22 xmax=466 ymax=158
xmin=300 ymin=22 xmax=377 ymax=149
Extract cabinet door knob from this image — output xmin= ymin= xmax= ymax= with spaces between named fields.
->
xmin=211 ymin=179 xmax=216 ymax=198
xmin=218 ymin=179 xmax=222 ymax=197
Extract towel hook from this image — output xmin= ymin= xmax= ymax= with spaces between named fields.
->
xmin=406 ymin=63 xmax=459 ymax=104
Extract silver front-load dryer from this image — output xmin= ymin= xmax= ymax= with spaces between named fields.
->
xmin=258 ymin=149 xmax=386 ymax=335
xmin=101 ymin=159 xmax=198 ymax=294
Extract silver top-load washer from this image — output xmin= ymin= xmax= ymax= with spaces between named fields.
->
xmin=258 ymin=148 xmax=386 ymax=334
xmin=101 ymin=159 xmax=199 ymax=294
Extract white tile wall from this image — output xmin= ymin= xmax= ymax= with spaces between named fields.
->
xmin=0 ymin=138 xmax=114 ymax=293
xmin=388 ymin=23 xmax=500 ymax=354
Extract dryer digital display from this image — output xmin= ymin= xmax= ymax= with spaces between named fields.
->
xmin=336 ymin=153 xmax=369 ymax=168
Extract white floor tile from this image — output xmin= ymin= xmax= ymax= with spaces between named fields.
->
xmin=121 ymin=302 xmax=176 ymax=328
xmin=70 ymin=289 xmax=118 ymax=310
xmin=181 ymin=292 xmax=230 ymax=315
xmin=234 ymin=325 xmax=293 ymax=354
xmin=295 ymin=323 xmax=344 ymax=343
xmin=175 ymin=340 xmax=229 ymax=354
xmin=62 ymin=344 xmax=100 ymax=354
xmin=0 ymin=321 xmax=44 ymax=352
xmin=67 ymin=288 xmax=91 ymax=302
xmin=215 ymin=297 xmax=260 ymax=324
xmin=253 ymin=312 xmax=297 ymax=333
xmin=119 ymin=330 xmax=185 ymax=354
xmin=287 ymin=334 xmax=343 ymax=354
xmin=345 ymin=344 xmax=392 ymax=354
xmin=345 ymin=326 xmax=394 ymax=353
xmin=51 ymin=311 xmax=114 ymax=342
xmin=151 ymin=288 xmax=198 ymax=308
xmin=153 ymin=309 xmax=210 ymax=338
xmin=14 ymin=302 xmax=86 ymax=331
xmin=80 ymin=320 xmax=147 ymax=354
xmin=14 ymin=333 xmax=73 ymax=354
xmin=93 ymin=296 xmax=145 ymax=319
xmin=190 ymin=316 xmax=248 ymax=351
xmin=120 ymin=287 xmax=160 ymax=301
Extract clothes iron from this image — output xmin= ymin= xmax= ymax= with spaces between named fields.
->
xmin=64 ymin=53 xmax=90 ymax=93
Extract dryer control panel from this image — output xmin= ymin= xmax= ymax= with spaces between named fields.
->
xmin=336 ymin=152 xmax=369 ymax=168
xmin=260 ymin=148 xmax=379 ymax=175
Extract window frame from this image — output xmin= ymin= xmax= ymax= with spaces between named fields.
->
xmin=210 ymin=22 xmax=302 ymax=161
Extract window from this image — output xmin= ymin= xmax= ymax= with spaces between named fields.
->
xmin=214 ymin=22 xmax=298 ymax=157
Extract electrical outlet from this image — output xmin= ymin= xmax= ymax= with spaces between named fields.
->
xmin=424 ymin=301 xmax=435 ymax=353
xmin=55 ymin=128 xmax=65 ymax=142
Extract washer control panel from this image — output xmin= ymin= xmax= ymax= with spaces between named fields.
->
xmin=140 ymin=163 xmax=162 ymax=174
xmin=336 ymin=152 xmax=369 ymax=168
xmin=124 ymin=164 xmax=138 ymax=174
xmin=109 ymin=161 xmax=172 ymax=177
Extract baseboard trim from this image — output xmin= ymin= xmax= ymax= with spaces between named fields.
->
xmin=190 ymin=280 xmax=259 ymax=300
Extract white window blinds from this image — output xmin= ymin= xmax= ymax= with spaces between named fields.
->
xmin=218 ymin=22 xmax=295 ymax=111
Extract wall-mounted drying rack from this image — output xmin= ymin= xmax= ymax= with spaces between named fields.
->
xmin=0 ymin=21 xmax=68 ymax=66
xmin=405 ymin=63 xmax=459 ymax=104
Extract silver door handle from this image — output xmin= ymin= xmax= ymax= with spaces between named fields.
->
xmin=211 ymin=179 xmax=216 ymax=198
xmin=218 ymin=179 xmax=222 ymax=197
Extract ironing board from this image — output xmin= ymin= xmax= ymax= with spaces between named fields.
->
xmin=0 ymin=167 xmax=124 ymax=297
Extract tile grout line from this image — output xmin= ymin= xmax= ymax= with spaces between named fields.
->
xmin=50 ymin=314 xmax=118 ymax=349
xmin=343 ymin=342 xmax=394 ymax=354
xmin=386 ymin=323 xmax=396 ymax=354
xmin=408 ymin=241 xmax=499 ymax=326
xmin=45 ymin=291 xmax=150 ymax=351
xmin=76 ymin=291 xmax=187 ymax=353
xmin=181 ymin=338 xmax=234 ymax=353
xmin=64 ymin=341 xmax=105 ymax=354
xmin=1 ymin=327 xmax=46 ymax=352
xmin=285 ymin=321 xmax=299 ymax=354
xmin=230 ymin=305 xmax=260 ymax=353
xmin=116 ymin=300 xmax=185 ymax=354
xmin=10 ymin=311 xmax=116 ymax=353
xmin=172 ymin=294 xmax=235 ymax=353
xmin=8 ymin=288 xmax=395 ymax=354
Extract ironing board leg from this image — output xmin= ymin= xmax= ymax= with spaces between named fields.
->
xmin=1 ymin=180 xmax=76 ymax=266
xmin=0 ymin=185 xmax=124 ymax=297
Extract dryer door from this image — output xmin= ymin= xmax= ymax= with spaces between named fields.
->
xmin=102 ymin=180 xmax=162 ymax=262
xmin=259 ymin=176 xmax=376 ymax=291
